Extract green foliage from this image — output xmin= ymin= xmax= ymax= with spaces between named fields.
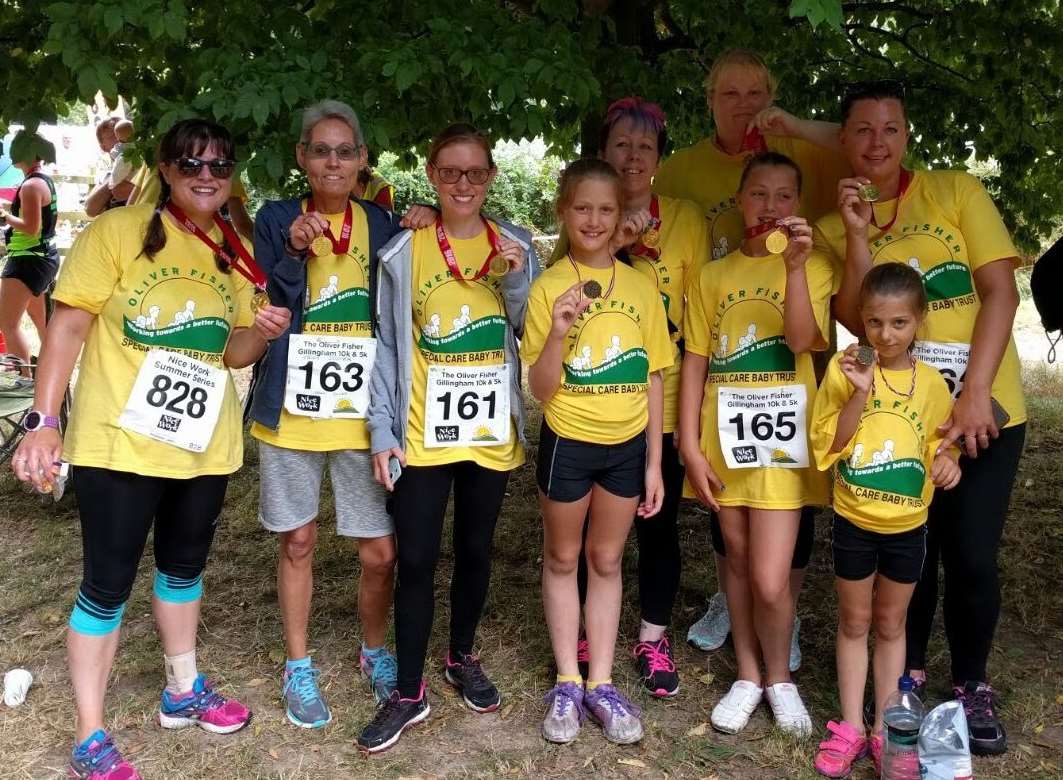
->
xmin=1 ymin=0 xmax=1060 ymax=249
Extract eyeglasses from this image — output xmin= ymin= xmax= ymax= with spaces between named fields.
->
xmin=301 ymin=142 xmax=363 ymax=160
xmin=171 ymin=157 xmax=237 ymax=179
xmin=430 ymin=164 xmax=493 ymax=185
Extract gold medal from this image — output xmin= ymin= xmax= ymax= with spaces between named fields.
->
xmin=856 ymin=345 xmax=875 ymax=366
xmin=857 ymin=183 xmax=880 ymax=203
xmin=765 ymin=229 xmax=789 ymax=254
xmin=582 ymin=280 xmax=603 ymax=299
xmin=642 ymin=227 xmax=660 ymax=248
xmin=488 ymin=254 xmax=510 ymax=277
xmin=251 ymin=289 xmax=270 ymax=314
xmin=309 ymin=235 xmax=333 ymax=257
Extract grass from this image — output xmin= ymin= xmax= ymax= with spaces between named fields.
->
xmin=1 ymin=388 xmax=1062 ymax=779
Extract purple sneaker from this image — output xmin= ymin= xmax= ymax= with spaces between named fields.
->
xmin=584 ymin=683 xmax=644 ymax=744
xmin=541 ymin=681 xmax=585 ymax=743
xmin=159 ymin=673 xmax=252 ymax=734
xmin=68 ymin=729 xmax=140 ymax=779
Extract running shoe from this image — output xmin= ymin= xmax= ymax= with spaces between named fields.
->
xmin=687 ymin=591 xmax=730 ymax=651
xmin=765 ymin=681 xmax=812 ymax=736
xmin=541 ymin=681 xmax=585 ymax=744
xmin=789 ymin=616 xmax=802 ymax=672
xmin=282 ymin=663 xmax=332 ymax=728
xmin=955 ymin=681 xmax=1007 ymax=755
xmin=443 ymin=650 xmax=501 ymax=712
xmin=584 ymin=683 xmax=643 ymax=744
xmin=633 ymin=635 xmax=679 ymax=698
xmin=67 ymin=730 xmax=140 ymax=780
xmin=869 ymin=733 xmax=884 ymax=775
xmin=711 ymin=679 xmax=763 ymax=734
xmin=357 ymin=681 xmax=430 ymax=754
xmin=158 ymin=674 xmax=252 ymax=734
xmin=577 ymin=635 xmax=589 ymax=681
xmin=814 ymin=720 xmax=868 ymax=778
xmin=360 ymin=647 xmax=398 ymax=704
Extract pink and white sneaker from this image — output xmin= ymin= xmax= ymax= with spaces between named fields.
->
xmin=159 ymin=673 xmax=252 ymax=734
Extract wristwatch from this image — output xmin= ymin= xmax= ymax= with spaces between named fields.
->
xmin=22 ymin=410 xmax=60 ymax=432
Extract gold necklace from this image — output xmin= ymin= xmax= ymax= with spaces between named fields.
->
xmin=567 ymin=254 xmax=617 ymax=300
xmin=873 ymin=353 xmax=916 ymax=398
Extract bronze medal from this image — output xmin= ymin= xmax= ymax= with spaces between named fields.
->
xmin=856 ymin=345 xmax=875 ymax=366
xmin=582 ymin=280 xmax=603 ymax=299
xmin=642 ymin=227 xmax=660 ymax=248
xmin=857 ymin=183 xmax=880 ymax=203
xmin=765 ymin=229 xmax=789 ymax=254
xmin=251 ymin=289 xmax=270 ymax=314
xmin=309 ymin=235 xmax=333 ymax=257
xmin=488 ymin=254 xmax=510 ymax=277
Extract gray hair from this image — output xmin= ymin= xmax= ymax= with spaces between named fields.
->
xmin=300 ymin=100 xmax=363 ymax=145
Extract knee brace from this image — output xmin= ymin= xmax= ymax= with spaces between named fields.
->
xmin=153 ymin=569 xmax=204 ymax=604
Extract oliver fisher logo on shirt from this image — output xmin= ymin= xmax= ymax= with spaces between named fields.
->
xmin=871 ymin=226 xmax=976 ymax=312
xmin=122 ymin=269 xmax=237 ymax=358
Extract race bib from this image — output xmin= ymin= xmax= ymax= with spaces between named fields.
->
xmin=118 ymin=349 xmax=227 ymax=452
xmin=284 ymin=334 xmax=374 ymax=418
xmin=912 ymin=340 xmax=969 ymax=399
xmin=717 ymin=384 xmax=809 ymax=469
xmin=424 ymin=364 xmax=510 ymax=448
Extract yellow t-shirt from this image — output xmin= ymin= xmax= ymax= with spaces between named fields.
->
xmin=405 ymin=224 xmax=524 ymax=471
xmin=628 ymin=195 xmax=710 ymax=434
xmin=252 ymin=201 xmax=373 ymax=451
xmin=812 ymin=169 xmax=1025 ymax=427
xmin=811 ymin=354 xmax=953 ymax=533
xmin=521 ymin=257 xmax=674 ymax=445
xmin=128 ymin=164 xmax=248 ymax=207
xmin=683 ymin=248 xmax=833 ymax=509
xmin=654 ymin=135 xmax=850 ymax=261
xmin=54 ymin=204 xmax=254 ymax=477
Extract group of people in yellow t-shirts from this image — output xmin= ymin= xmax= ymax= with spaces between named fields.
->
xmin=11 ymin=48 xmax=1026 ymax=778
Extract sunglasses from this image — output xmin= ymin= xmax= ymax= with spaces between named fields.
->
xmin=171 ymin=157 xmax=237 ymax=179
xmin=301 ymin=142 xmax=363 ymax=161
xmin=430 ymin=164 xmax=493 ymax=185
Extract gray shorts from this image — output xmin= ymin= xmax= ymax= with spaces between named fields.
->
xmin=258 ymin=441 xmax=393 ymax=538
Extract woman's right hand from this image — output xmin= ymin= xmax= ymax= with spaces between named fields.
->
xmin=838 ymin=344 xmax=875 ymax=394
xmin=837 ymin=177 xmax=873 ymax=235
xmin=680 ymin=447 xmax=723 ymax=511
xmin=287 ymin=212 xmax=332 ymax=251
xmin=12 ymin=428 xmax=63 ymax=493
xmin=371 ymin=447 xmax=406 ymax=492
xmin=550 ymin=281 xmax=592 ymax=339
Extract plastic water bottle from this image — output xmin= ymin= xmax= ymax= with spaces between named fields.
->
xmin=882 ymin=675 xmax=923 ymax=780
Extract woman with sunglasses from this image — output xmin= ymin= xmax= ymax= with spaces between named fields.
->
xmin=12 ymin=118 xmax=291 ymax=780
xmin=358 ymin=123 xmax=538 ymax=753
xmin=815 ymin=80 xmax=1025 ymax=756
xmin=655 ymin=48 xmax=850 ymax=668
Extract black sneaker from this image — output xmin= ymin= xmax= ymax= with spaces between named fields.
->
xmin=443 ymin=650 xmax=501 ymax=712
xmin=633 ymin=635 xmax=680 ymax=698
xmin=955 ymin=681 xmax=1007 ymax=755
xmin=356 ymin=682 xmax=430 ymax=754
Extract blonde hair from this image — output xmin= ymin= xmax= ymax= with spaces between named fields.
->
xmin=704 ymin=49 xmax=777 ymax=104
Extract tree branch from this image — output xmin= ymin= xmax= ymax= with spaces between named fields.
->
xmin=841 ymin=2 xmax=933 ymax=21
xmin=844 ymin=22 xmax=974 ymax=83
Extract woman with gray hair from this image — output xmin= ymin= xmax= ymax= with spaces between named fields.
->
xmin=247 ymin=99 xmax=432 ymax=728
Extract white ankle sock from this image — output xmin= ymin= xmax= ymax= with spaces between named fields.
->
xmin=164 ymin=649 xmax=198 ymax=695
xmin=639 ymin=620 xmax=666 ymax=642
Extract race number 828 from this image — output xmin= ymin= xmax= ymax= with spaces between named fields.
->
xmin=145 ymin=374 xmax=208 ymax=419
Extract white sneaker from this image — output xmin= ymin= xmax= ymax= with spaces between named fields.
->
xmin=789 ymin=616 xmax=802 ymax=673
xmin=764 ymin=682 xmax=812 ymax=736
xmin=711 ymin=679 xmax=763 ymax=734
xmin=688 ymin=591 xmax=731 ymax=651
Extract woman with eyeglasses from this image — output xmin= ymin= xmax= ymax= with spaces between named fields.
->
xmin=358 ymin=123 xmax=538 ymax=753
xmin=11 ymin=118 xmax=291 ymax=780
xmin=655 ymin=48 xmax=850 ymax=671
xmin=814 ymin=79 xmax=1025 ymax=757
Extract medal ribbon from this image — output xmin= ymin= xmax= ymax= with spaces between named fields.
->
xmin=870 ymin=168 xmax=912 ymax=235
xmin=629 ymin=195 xmax=662 ymax=261
xmin=306 ymin=197 xmax=353 ymax=255
xmin=435 ymin=216 xmax=501 ymax=281
xmin=743 ymin=221 xmax=783 ymax=240
xmin=165 ymin=202 xmax=267 ymax=290
xmin=740 ymin=126 xmax=768 ymax=154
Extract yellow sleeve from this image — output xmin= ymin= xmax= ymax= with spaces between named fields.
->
xmin=791 ymin=139 xmax=850 ymax=224
xmin=805 ymin=250 xmax=836 ymax=345
xmin=52 ymin=216 xmax=123 ymax=314
xmin=684 ymin=262 xmax=714 ymax=357
xmin=519 ymin=278 xmax=553 ymax=366
xmin=810 ymin=354 xmax=857 ymax=471
xmin=652 ymin=152 xmax=686 ymax=202
xmin=644 ymin=283 xmax=674 ymax=373
xmin=954 ymin=173 xmax=1018 ymax=270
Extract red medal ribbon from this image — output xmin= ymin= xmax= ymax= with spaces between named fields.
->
xmin=870 ymin=168 xmax=912 ymax=235
xmin=740 ymin=126 xmax=768 ymax=154
xmin=165 ymin=202 xmax=267 ymax=290
xmin=435 ymin=216 xmax=501 ymax=281
xmin=306 ymin=197 xmax=353 ymax=255
xmin=743 ymin=221 xmax=784 ymax=240
xmin=629 ymin=195 xmax=662 ymax=261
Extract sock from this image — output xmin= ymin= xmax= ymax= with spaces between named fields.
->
xmin=639 ymin=619 xmax=666 ymax=642
xmin=586 ymin=678 xmax=611 ymax=691
xmin=556 ymin=674 xmax=582 ymax=685
xmin=360 ymin=643 xmax=385 ymax=658
xmin=163 ymin=649 xmax=198 ymax=695
xmin=285 ymin=656 xmax=311 ymax=674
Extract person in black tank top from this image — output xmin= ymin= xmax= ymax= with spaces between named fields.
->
xmin=0 ymin=131 xmax=60 ymax=362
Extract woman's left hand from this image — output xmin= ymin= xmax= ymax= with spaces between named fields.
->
xmin=749 ymin=106 xmax=800 ymax=138
xmin=637 ymin=464 xmax=665 ymax=518
xmin=610 ymin=208 xmax=652 ymax=253
xmin=497 ymin=237 xmax=525 ymax=274
xmin=778 ymin=216 xmax=813 ymax=271
xmin=252 ymin=304 xmax=291 ymax=343
xmin=937 ymin=389 xmax=998 ymax=459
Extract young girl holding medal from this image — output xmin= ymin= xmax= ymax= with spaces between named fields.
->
xmin=810 ymin=262 xmax=959 ymax=777
xmin=524 ymin=158 xmax=672 ymax=745
xmin=679 ymin=152 xmax=832 ymax=736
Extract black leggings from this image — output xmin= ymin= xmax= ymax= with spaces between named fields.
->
xmin=577 ymin=434 xmax=685 ymax=627
xmin=709 ymin=505 xmax=816 ymax=569
xmin=70 ymin=467 xmax=227 ymax=632
xmin=905 ymin=424 xmax=1025 ymax=684
xmin=390 ymin=461 xmax=510 ymax=698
